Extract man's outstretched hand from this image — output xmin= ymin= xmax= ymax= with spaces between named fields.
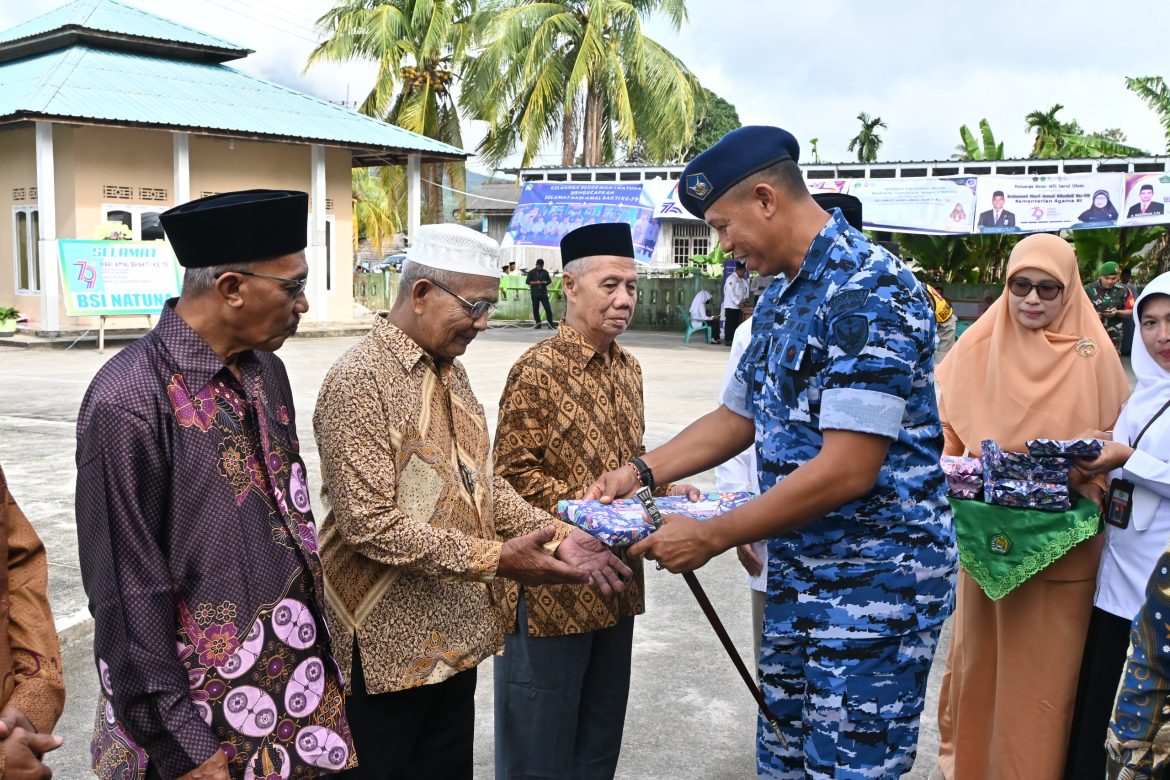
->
xmin=556 ymin=530 xmax=633 ymax=596
xmin=498 ymin=526 xmax=591 ymax=587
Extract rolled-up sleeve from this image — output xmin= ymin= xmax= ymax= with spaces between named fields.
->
xmin=820 ymin=277 xmax=927 ymax=440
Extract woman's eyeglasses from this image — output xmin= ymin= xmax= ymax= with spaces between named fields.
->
xmin=1008 ymin=278 xmax=1064 ymax=301
xmin=428 ymin=278 xmax=497 ymax=320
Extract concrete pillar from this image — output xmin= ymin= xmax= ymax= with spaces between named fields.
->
xmin=35 ymin=121 xmax=59 ymax=331
xmin=407 ymin=153 xmax=421 ymax=244
xmin=310 ymin=144 xmax=328 ymax=323
xmin=173 ymin=132 xmax=190 ymax=205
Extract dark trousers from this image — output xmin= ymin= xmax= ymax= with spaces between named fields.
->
xmin=334 ymin=643 xmax=477 ymax=780
xmin=1064 ymin=606 xmax=1133 ymax=780
xmin=494 ymin=590 xmax=634 ymax=780
xmin=723 ymin=307 xmax=743 ymax=344
xmin=531 ymin=292 xmax=554 ymax=325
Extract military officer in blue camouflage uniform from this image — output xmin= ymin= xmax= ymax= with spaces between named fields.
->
xmin=586 ymin=126 xmax=957 ymax=778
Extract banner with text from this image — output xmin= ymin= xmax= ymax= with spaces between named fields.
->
xmin=1121 ymin=173 xmax=1170 ymax=227
xmin=503 ymin=182 xmax=663 ymax=263
xmin=973 ymin=173 xmax=1126 ymax=233
xmin=846 ymin=177 xmax=978 ymax=234
xmin=58 ymin=240 xmax=181 ymax=317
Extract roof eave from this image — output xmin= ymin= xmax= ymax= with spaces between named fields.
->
xmin=0 ymin=27 xmax=251 ymax=65
xmin=0 ymin=113 xmax=469 ymax=165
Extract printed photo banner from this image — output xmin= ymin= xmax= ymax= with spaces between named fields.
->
xmin=973 ymin=173 xmax=1126 ymax=233
xmin=846 ymin=177 xmax=977 ymax=234
xmin=1121 ymin=173 xmax=1170 ymax=227
xmin=58 ymin=240 xmax=181 ymax=317
xmin=502 ymin=181 xmax=663 ymax=262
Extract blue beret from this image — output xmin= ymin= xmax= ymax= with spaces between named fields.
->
xmin=160 ymin=189 xmax=308 ymax=268
xmin=678 ymin=126 xmax=800 ymax=218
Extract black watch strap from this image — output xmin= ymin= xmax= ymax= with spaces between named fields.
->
xmin=629 ymin=456 xmax=655 ymax=492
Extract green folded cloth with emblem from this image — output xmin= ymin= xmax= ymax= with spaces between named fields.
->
xmin=949 ymin=496 xmax=1101 ymax=600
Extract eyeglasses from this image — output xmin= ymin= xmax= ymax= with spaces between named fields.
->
xmin=1008 ymin=278 xmax=1064 ymax=301
xmin=428 ymin=278 xmax=497 ymax=320
xmin=221 ymin=270 xmax=308 ymax=298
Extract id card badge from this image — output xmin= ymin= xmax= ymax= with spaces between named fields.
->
xmin=1104 ymin=478 xmax=1135 ymax=529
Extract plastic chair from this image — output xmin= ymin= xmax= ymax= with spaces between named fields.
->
xmin=677 ymin=306 xmax=711 ymax=343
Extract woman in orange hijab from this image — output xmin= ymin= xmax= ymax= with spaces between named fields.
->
xmin=934 ymin=233 xmax=1130 ymax=779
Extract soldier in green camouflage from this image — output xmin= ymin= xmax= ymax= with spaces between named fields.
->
xmin=1085 ymin=261 xmax=1134 ymax=352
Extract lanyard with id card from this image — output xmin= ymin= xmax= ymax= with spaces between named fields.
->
xmin=1105 ymin=397 xmax=1170 ymax=529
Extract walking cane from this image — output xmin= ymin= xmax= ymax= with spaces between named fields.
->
xmin=633 ymin=487 xmax=787 ymax=747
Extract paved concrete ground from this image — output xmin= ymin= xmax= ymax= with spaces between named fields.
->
xmin=1 ymin=324 xmax=947 ymax=778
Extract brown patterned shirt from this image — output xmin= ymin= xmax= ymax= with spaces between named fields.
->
xmin=494 ymin=323 xmax=650 ymax=637
xmin=314 ymin=315 xmax=569 ymax=695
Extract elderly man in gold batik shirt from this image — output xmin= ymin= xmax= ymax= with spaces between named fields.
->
xmin=493 ymin=223 xmax=696 ymax=780
xmin=314 ymin=224 xmax=631 ymax=780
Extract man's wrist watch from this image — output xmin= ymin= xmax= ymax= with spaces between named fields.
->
xmin=626 ymin=457 xmax=655 ymax=492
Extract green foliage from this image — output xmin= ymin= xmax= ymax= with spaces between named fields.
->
xmin=953 ymin=118 xmax=1004 ymax=160
xmin=681 ymin=88 xmax=741 ymax=160
xmin=847 ymin=112 xmax=886 ymax=163
xmin=1026 ymin=103 xmax=1148 ymax=158
xmin=463 ymin=0 xmax=700 ymax=168
xmin=352 ymin=167 xmax=404 ymax=253
xmin=0 ymin=307 xmax=20 ymax=321
xmin=1126 ymin=76 xmax=1170 ymax=154
xmin=893 ymin=233 xmax=1021 ymax=284
xmin=308 ymin=0 xmax=472 ymax=223
xmin=1071 ymin=226 xmax=1167 ymax=281
xmin=808 ymin=138 xmax=821 ymax=164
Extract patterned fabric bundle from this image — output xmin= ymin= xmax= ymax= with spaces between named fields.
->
xmin=1025 ymin=438 xmax=1104 ymax=459
xmin=979 ymin=439 xmax=1076 ymax=511
xmin=941 ymin=456 xmax=984 ymax=500
xmin=557 ymin=492 xmax=756 ymax=547
xmin=985 ymin=478 xmax=1072 ymax=512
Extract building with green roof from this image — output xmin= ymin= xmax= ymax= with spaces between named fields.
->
xmin=0 ymin=0 xmax=468 ymax=329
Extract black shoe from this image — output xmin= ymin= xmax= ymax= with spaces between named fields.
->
xmin=533 ymin=323 xmax=541 ymax=329
xmin=551 ymin=321 xmax=559 ymax=329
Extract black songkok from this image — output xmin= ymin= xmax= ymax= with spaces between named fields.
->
xmin=811 ymin=193 xmax=864 ymax=231
xmin=559 ymin=222 xmax=635 ymax=267
xmin=160 ymin=189 xmax=308 ymax=268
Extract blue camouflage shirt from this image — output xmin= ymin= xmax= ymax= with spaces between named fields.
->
xmin=722 ymin=209 xmax=957 ymax=640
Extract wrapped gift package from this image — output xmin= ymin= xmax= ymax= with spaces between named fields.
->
xmin=981 ymin=439 xmax=1071 ymax=484
xmin=1026 ymin=438 xmax=1104 ymax=459
xmin=556 ymin=491 xmax=756 ymax=547
xmin=941 ymin=456 xmax=984 ymax=500
xmin=985 ymin=478 xmax=1072 ymax=512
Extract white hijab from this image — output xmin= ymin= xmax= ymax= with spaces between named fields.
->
xmin=689 ymin=290 xmax=713 ymax=324
xmin=1115 ymin=272 xmax=1170 ymax=530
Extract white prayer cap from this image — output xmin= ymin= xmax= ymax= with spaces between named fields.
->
xmin=405 ymin=223 xmax=501 ymax=279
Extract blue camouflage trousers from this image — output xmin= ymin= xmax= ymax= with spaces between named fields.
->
xmin=756 ymin=627 xmax=940 ymax=779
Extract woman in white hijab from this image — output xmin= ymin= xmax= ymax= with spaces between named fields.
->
xmin=1066 ymin=271 xmax=1170 ymax=778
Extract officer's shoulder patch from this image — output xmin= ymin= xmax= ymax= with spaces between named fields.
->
xmin=831 ymin=313 xmax=870 ymax=356
xmin=827 ymin=288 xmax=869 ymax=318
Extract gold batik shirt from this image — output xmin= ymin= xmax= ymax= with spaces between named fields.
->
xmin=315 ymin=315 xmax=570 ymax=694
xmin=494 ymin=323 xmax=657 ymax=637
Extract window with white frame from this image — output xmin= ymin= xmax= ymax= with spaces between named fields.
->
xmin=672 ymin=222 xmax=711 ymax=266
xmin=13 ymin=206 xmax=39 ymax=293
xmin=102 ymin=203 xmax=166 ymax=241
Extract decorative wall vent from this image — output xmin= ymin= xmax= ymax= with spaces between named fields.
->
xmin=201 ymin=191 xmax=219 ymax=198
xmin=29 ymin=187 xmax=36 ymax=199
xmin=139 ymin=187 xmax=168 ymax=202
xmin=11 ymin=188 xmax=24 ymax=201
xmin=326 ymin=198 xmax=334 ymax=211
xmin=102 ymin=184 xmax=133 ymax=199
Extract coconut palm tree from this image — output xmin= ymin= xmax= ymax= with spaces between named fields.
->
xmin=352 ymin=167 xmax=403 ymax=254
xmin=462 ymin=0 xmax=700 ymax=168
xmin=1026 ymin=104 xmax=1066 ymax=158
xmin=952 ymin=118 xmax=1005 ymax=161
xmin=1026 ymin=103 xmax=1146 ymax=159
xmin=308 ymin=0 xmax=475 ymax=223
xmin=847 ymin=112 xmax=886 ymax=163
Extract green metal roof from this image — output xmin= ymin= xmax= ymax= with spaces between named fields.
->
xmin=0 ymin=0 xmax=248 ymax=59
xmin=0 ymin=44 xmax=468 ymax=163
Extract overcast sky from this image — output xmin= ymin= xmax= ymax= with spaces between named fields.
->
xmin=4 ymin=0 xmax=1169 ymax=174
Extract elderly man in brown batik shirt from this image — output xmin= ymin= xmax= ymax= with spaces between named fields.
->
xmin=493 ymin=223 xmax=696 ymax=779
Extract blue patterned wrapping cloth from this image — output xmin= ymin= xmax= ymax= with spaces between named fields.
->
xmin=556 ymin=492 xmax=757 ymax=547
xmin=941 ymin=456 xmax=983 ymax=500
xmin=1026 ymin=438 xmax=1104 ymax=459
xmin=981 ymin=439 xmax=1072 ymax=483
xmin=985 ymin=478 xmax=1072 ymax=512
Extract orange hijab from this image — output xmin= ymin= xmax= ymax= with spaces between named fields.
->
xmin=937 ymin=233 xmax=1129 ymax=454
